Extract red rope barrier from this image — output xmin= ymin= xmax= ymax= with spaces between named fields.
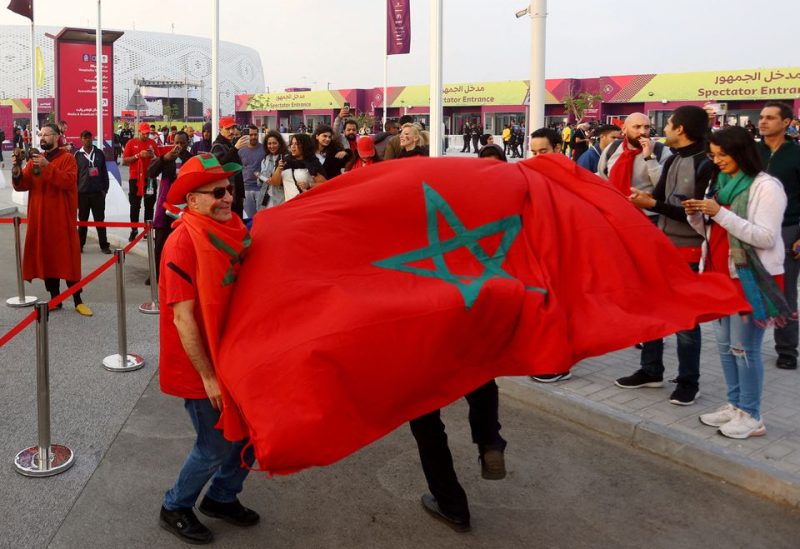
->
xmin=0 ymin=217 xmax=148 ymax=229
xmin=0 ymin=230 xmax=148 ymax=349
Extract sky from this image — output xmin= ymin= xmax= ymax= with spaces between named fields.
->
xmin=2 ymin=0 xmax=798 ymax=92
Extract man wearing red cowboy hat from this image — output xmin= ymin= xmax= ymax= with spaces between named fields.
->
xmin=122 ymin=121 xmax=160 ymax=241
xmin=158 ymin=152 xmax=259 ymax=544
xmin=211 ymin=116 xmax=249 ymax=219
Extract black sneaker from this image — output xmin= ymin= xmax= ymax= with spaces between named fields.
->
xmin=480 ymin=448 xmax=506 ymax=480
xmin=128 ymin=229 xmax=138 ymax=242
xmin=159 ymin=506 xmax=213 ymax=545
xmin=100 ymin=247 xmax=112 ymax=255
xmin=668 ymin=384 xmax=700 ymax=406
xmin=615 ymin=369 xmax=664 ymax=389
xmin=530 ymin=372 xmax=572 ymax=383
xmin=420 ymin=494 xmax=470 ymax=533
xmin=776 ymin=355 xmax=797 ymax=370
xmin=198 ymin=496 xmax=260 ymax=527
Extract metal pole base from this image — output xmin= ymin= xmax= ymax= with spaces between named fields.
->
xmin=14 ymin=444 xmax=75 ymax=477
xmin=6 ymin=295 xmax=38 ymax=308
xmin=102 ymin=353 xmax=145 ymax=372
xmin=138 ymin=302 xmax=160 ymax=315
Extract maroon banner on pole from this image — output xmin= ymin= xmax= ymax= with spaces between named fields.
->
xmin=386 ymin=0 xmax=411 ymax=55
xmin=7 ymin=0 xmax=33 ymax=20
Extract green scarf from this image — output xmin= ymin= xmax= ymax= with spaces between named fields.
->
xmin=715 ymin=171 xmax=792 ymax=326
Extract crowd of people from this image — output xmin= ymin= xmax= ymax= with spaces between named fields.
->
xmin=526 ymin=102 xmax=800 ymax=445
xmin=6 ymin=99 xmax=800 ymax=543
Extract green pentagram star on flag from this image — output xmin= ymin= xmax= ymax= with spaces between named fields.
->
xmin=374 ymin=182 xmax=547 ymax=310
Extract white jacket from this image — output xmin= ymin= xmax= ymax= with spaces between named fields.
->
xmin=688 ymin=172 xmax=787 ymax=278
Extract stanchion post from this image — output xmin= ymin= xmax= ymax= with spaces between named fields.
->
xmin=139 ymin=221 xmax=159 ymax=315
xmin=6 ymin=216 xmax=37 ymax=308
xmin=103 ymin=249 xmax=145 ymax=372
xmin=14 ymin=302 xmax=75 ymax=476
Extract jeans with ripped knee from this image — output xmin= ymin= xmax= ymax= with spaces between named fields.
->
xmin=714 ymin=313 xmax=765 ymax=420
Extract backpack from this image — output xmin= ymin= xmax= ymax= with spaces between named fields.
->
xmin=602 ymin=139 xmax=665 ymax=176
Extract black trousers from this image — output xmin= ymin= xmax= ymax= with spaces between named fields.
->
xmin=44 ymin=278 xmax=81 ymax=305
xmin=408 ymin=379 xmax=506 ymax=521
xmin=78 ymin=192 xmax=109 ymax=249
xmin=129 ymin=179 xmax=157 ymax=224
xmin=154 ymin=226 xmax=174 ymax=282
xmin=461 ymin=134 xmax=471 ymax=152
xmin=471 ymin=135 xmax=480 ymax=153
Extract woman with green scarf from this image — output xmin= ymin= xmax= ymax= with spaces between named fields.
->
xmin=683 ymin=126 xmax=791 ymax=440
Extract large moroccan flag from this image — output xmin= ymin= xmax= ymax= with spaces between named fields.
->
xmin=217 ymin=154 xmax=748 ymax=475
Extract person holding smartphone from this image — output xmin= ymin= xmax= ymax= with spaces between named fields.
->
xmin=123 ymin=121 xmax=160 ymax=241
xmin=256 ymin=129 xmax=289 ymax=209
xmin=684 ymin=127 xmax=790 ymax=439
xmin=269 ymin=133 xmax=326 ymax=202
xmin=211 ymin=117 xmax=248 ymax=218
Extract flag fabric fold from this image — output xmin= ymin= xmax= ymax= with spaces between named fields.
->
xmin=217 ymin=154 xmax=749 ymax=475
xmin=7 ymin=0 xmax=32 ymax=20
xmin=386 ymin=0 xmax=411 ymax=55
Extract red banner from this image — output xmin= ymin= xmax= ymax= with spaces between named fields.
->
xmin=7 ymin=0 xmax=32 ymax=20
xmin=387 ymin=0 xmax=411 ymax=55
xmin=55 ymin=42 xmax=113 ymax=146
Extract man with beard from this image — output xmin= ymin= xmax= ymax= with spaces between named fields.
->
xmin=211 ymin=117 xmax=248 ymax=218
xmin=338 ymin=118 xmax=360 ymax=170
xmin=757 ymin=102 xmax=800 ymax=370
xmin=615 ymin=106 xmax=714 ymax=405
xmin=123 ymin=122 xmax=159 ymax=241
xmin=597 ymin=112 xmax=670 ymax=222
xmin=11 ymin=124 xmax=92 ymax=316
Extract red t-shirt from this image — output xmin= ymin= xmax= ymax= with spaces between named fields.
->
xmin=158 ymin=225 xmax=209 ymax=399
xmin=123 ymin=138 xmax=158 ymax=182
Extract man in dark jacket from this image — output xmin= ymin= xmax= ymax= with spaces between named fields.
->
xmin=211 ymin=117 xmax=247 ymax=218
xmin=757 ymin=102 xmax=800 ymax=370
xmin=460 ymin=122 xmax=471 ymax=153
xmin=470 ymin=122 xmax=482 ymax=155
xmin=191 ymin=123 xmax=213 ymax=155
xmin=75 ymin=130 xmax=111 ymax=254
xmin=373 ymin=120 xmax=399 ymax=159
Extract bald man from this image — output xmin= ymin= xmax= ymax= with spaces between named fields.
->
xmin=597 ymin=113 xmax=670 ymax=221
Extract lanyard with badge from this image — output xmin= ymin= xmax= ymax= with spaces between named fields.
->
xmin=83 ymin=148 xmax=99 ymax=177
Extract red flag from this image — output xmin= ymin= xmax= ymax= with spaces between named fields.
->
xmin=386 ymin=0 xmax=411 ymax=55
xmin=217 ymin=155 xmax=748 ymax=475
xmin=7 ymin=0 xmax=32 ymax=19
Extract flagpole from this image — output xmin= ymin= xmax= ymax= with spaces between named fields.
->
xmin=211 ymin=0 xmax=219 ymax=137
xmin=527 ymin=0 xmax=547 ymax=157
xmin=30 ymin=14 xmax=37 ymax=147
xmin=382 ymin=0 xmax=388 ymax=130
xmin=96 ymin=0 xmax=103 ymax=150
xmin=428 ymin=0 xmax=443 ymax=157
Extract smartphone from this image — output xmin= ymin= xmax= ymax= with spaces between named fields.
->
xmin=343 ymin=101 xmax=350 ymax=112
xmin=673 ymin=193 xmax=689 ymax=201
xmin=282 ymin=154 xmax=292 ymax=164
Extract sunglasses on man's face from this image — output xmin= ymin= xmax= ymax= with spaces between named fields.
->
xmin=192 ymin=184 xmax=234 ymax=199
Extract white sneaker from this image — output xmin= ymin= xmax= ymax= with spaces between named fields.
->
xmin=718 ymin=409 xmax=766 ymax=439
xmin=699 ymin=403 xmax=738 ymax=427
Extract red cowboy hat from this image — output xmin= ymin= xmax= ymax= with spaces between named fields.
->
xmin=166 ymin=152 xmax=241 ymax=204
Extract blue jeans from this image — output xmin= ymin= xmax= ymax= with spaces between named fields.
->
xmin=163 ymin=399 xmax=255 ymax=510
xmin=715 ymin=314 xmax=765 ymax=420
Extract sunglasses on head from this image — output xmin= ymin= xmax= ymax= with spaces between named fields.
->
xmin=192 ymin=184 xmax=234 ymax=199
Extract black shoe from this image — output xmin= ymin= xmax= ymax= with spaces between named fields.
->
xmin=100 ymin=247 xmax=112 ymax=255
xmin=615 ymin=369 xmax=664 ymax=389
xmin=128 ymin=229 xmax=138 ymax=242
xmin=668 ymin=384 xmax=700 ymax=406
xmin=480 ymin=448 xmax=506 ymax=480
xmin=198 ymin=496 xmax=260 ymax=527
xmin=144 ymin=277 xmax=151 ymax=286
xmin=159 ymin=506 xmax=213 ymax=545
xmin=420 ymin=494 xmax=470 ymax=533
xmin=776 ymin=355 xmax=797 ymax=370
xmin=530 ymin=372 xmax=572 ymax=383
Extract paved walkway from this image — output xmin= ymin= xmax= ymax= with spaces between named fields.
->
xmin=2 ymin=156 xmax=799 ymax=512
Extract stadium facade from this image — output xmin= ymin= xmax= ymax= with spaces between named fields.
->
xmin=0 ymin=25 xmax=265 ymax=118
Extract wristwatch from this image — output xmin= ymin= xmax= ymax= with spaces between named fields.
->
xmin=643 ymin=154 xmax=655 ymax=161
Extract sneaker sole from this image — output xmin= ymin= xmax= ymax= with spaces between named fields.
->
xmin=614 ymin=381 xmax=664 ymax=389
xmin=717 ymin=426 xmax=767 ymax=439
xmin=158 ymin=519 xmax=214 ymax=545
xmin=197 ymin=507 xmax=260 ymax=527
xmin=531 ymin=373 xmax=573 ymax=383
xmin=669 ymin=391 xmax=700 ymax=406
xmin=699 ymin=416 xmax=734 ymax=428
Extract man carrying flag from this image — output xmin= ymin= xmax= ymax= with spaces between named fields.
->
xmin=157 ymin=153 xmax=259 ymax=545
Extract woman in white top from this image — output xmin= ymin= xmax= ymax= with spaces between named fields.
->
xmin=269 ymin=133 xmax=326 ymax=203
xmin=683 ymin=126 xmax=790 ymax=439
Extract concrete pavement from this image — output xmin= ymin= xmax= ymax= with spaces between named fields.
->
xmin=1 ymin=155 xmax=799 ymax=546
